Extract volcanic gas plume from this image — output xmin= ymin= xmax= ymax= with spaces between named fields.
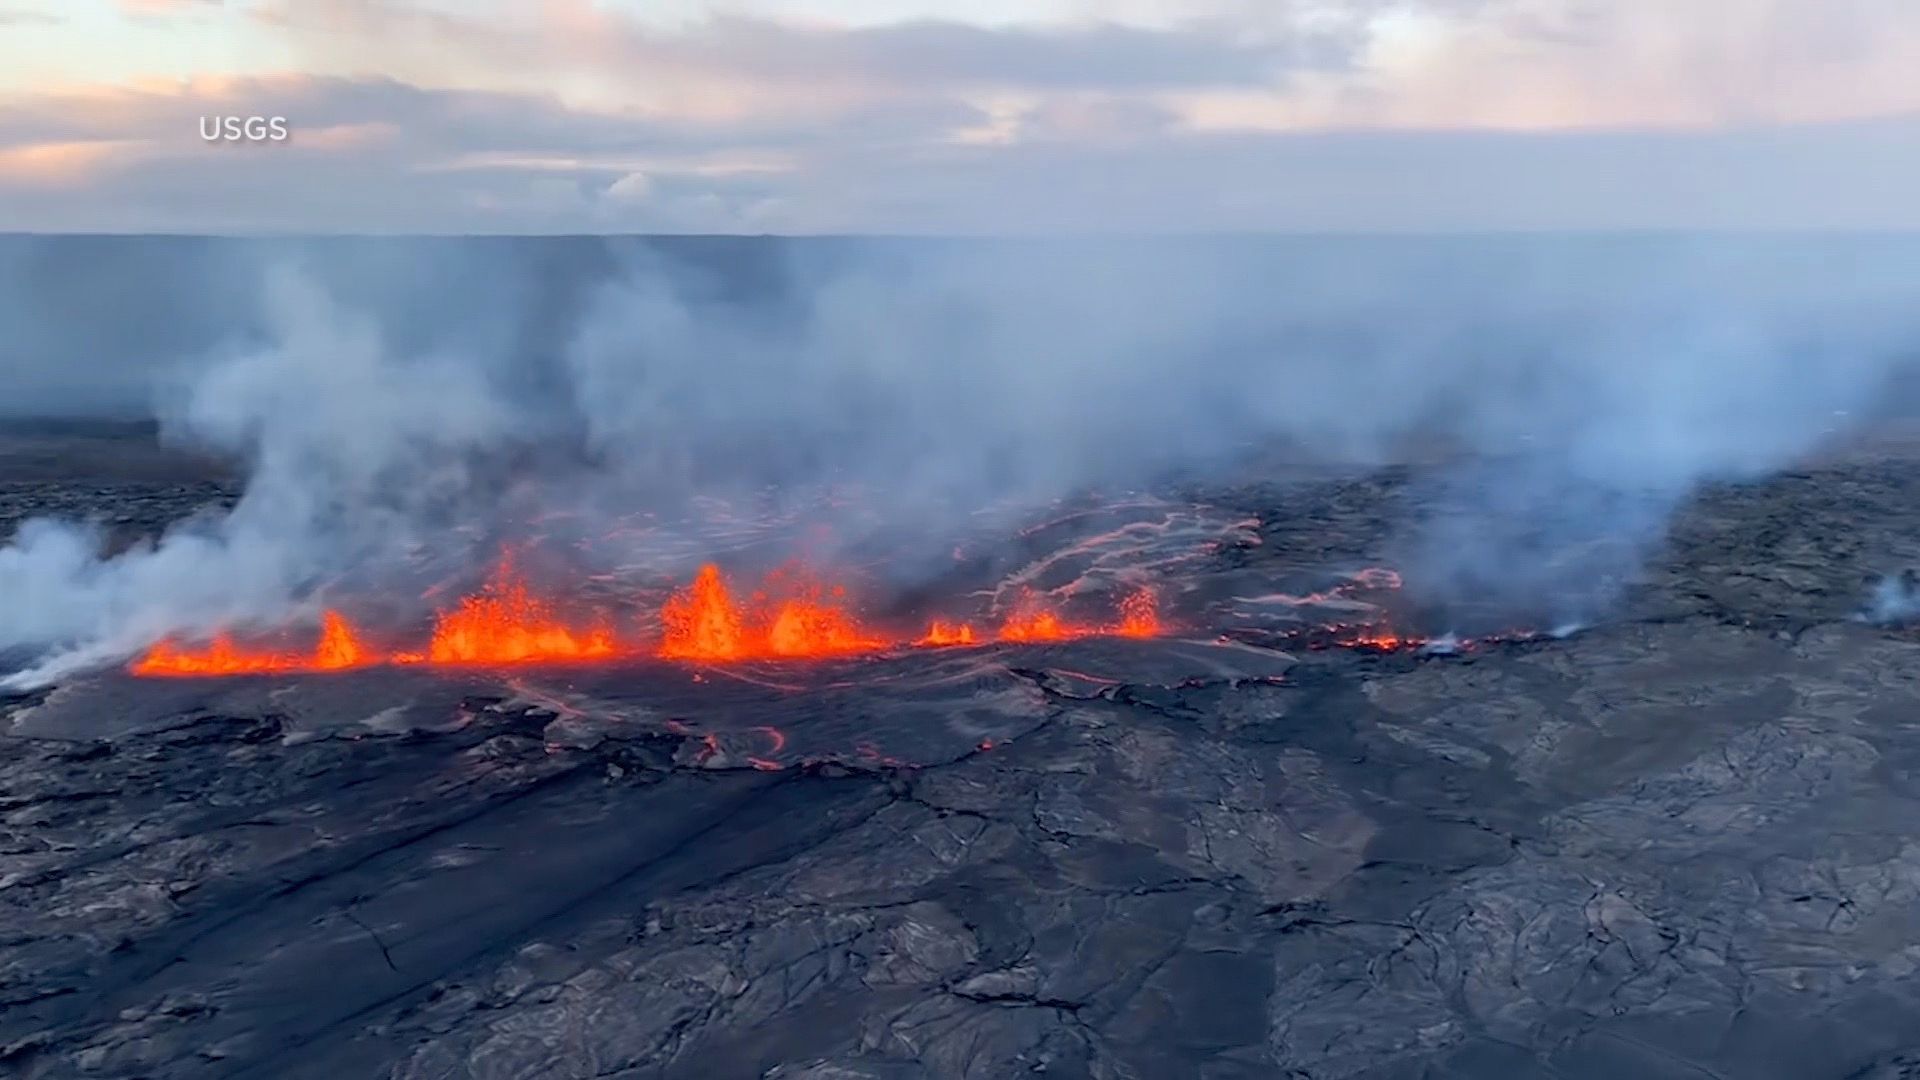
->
xmin=124 ymin=556 xmax=1168 ymax=677
xmin=10 ymin=238 xmax=1916 ymax=690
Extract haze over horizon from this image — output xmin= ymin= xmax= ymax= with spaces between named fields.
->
xmin=1 ymin=0 xmax=1917 ymax=233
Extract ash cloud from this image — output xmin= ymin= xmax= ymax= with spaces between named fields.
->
xmin=4 ymin=234 xmax=1920 ymax=682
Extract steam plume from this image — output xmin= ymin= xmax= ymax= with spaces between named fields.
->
xmin=3 ymin=235 xmax=1919 ymax=684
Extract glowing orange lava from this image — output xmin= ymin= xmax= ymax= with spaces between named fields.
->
xmin=1117 ymin=588 xmax=1160 ymax=638
xmin=659 ymin=563 xmax=746 ymax=659
xmin=129 ymin=557 xmax=1173 ymax=678
xmin=660 ymin=563 xmax=884 ymax=660
xmin=765 ymin=590 xmax=886 ymax=656
xmin=313 ymin=610 xmax=372 ymax=669
xmin=1294 ymin=623 xmax=1426 ymax=652
xmin=1350 ymin=629 xmax=1414 ymax=650
xmin=996 ymin=589 xmax=1101 ymax=643
xmin=131 ymin=609 xmax=377 ymax=677
xmin=426 ymin=556 xmax=618 ymax=665
xmin=920 ymin=620 xmax=978 ymax=646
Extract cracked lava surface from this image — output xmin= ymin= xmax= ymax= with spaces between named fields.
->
xmin=12 ymin=429 xmax=1920 ymax=1079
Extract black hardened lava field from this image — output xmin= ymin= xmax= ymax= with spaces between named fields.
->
xmin=6 ymin=0 xmax=1920 ymax=1068
xmin=10 ymin=422 xmax=1920 ymax=1080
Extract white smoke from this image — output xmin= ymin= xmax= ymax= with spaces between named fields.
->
xmin=1863 ymin=571 xmax=1920 ymax=625
xmin=3 ymin=236 xmax=1920 ymax=684
xmin=1 ymin=267 xmax=509 ymax=684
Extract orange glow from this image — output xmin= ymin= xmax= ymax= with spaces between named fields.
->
xmin=996 ymin=589 xmax=1101 ymax=643
xmin=1346 ymin=627 xmax=1417 ymax=651
xmin=764 ymin=586 xmax=886 ymax=657
xmin=313 ymin=610 xmax=371 ymax=669
xmin=660 ymin=563 xmax=884 ymax=660
xmin=131 ymin=634 xmax=292 ymax=677
xmin=131 ymin=609 xmax=377 ymax=677
xmin=1293 ymin=623 xmax=1426 ymax=652
xmin=0 ymin=141 xmax=136 ymax=186
xmin=1117 ymin=588 xmax=1160 ymax=638
xmin=426 ymin=555 xmax=618 ymax=665
xmin=129 ymin=554 xmax=1174 ymax=678
xmin=998 ymin=609 xmax=1071 ymax=641
xmin=920 ymin=620 xmax=978 ymax=646
xmin=659 ymin=563 xmax=746 ymax=660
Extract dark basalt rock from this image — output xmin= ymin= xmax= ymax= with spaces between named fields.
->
xmin=10 ymin=430 xmax=1920 ymax=1078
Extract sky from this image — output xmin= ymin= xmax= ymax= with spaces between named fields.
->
xmin=0 ymin=0 xmax=1917 ymax=232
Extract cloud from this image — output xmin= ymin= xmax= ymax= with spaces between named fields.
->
xmin=1348 ymin=0 xmax=1920 ymax=128
xmin=259 ymin=1 xmax=1356 ymax=94
xmin=0 ymin=80 xmax=813 ymax=233
xmin=605 ymin=171 xmax=652 ymax=204
xmin=3 ymin=75 xmax=1917 ymax=234
xmin=646 ymin=16 xmax=1328 ymax=89
xmin=0 ymin=140 xmax=141 ymax=186
xmin=2 ymin=0 xmax=1919 ymax=231
xmin=4 ymin=69 xmax=995 ymax=149
xmin=117 ymin=0 xmax=220 ymax=16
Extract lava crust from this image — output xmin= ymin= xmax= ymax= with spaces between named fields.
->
xmin=10 ymin=428 xmax=1920 ymax=1079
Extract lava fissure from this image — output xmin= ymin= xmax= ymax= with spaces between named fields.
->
xmin=128 ymin=559 xmax=1169 ymax=677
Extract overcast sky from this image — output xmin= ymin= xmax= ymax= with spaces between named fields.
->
xmin=1 ymin=0 xmax=1917 ymax=232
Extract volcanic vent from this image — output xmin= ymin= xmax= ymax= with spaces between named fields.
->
xmin=125 ymin=557 xmax=1164 ymax=678
xmin=109 ymin=488 xmax=1553 ymax=700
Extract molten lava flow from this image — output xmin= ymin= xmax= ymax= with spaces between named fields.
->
xmin=920 ymin=620 xmax=978 ymax=646
xmin=130 ymin=555 xmax=1172 ymax=680
xmin=131 ymin=609 xmax=378 ymax=677
xmin=131 ymin=635 xmax=292 ymax=677
xmin=426 ymin=556 xmax=618 ymax=665
xmin=659 ymin=563 xmax=747 ymax=660
xmin=660 ymin=563 xmax=885 ymax=660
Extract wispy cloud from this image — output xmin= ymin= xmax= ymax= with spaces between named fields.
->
xmin=118 ymin=0 xmax=221 ymax=14
xmin=0 ymin=4 xmax=61 ymax=24
xmin=2 ymin=0 xmax=1918 ymax=231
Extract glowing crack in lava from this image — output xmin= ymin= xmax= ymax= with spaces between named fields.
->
xmin=421 ymin=555 xmax=618 ymax=665
xmin=1338 ymin=626 xmax=1416 ymax=651
xmin=1271 ymin=621 xmax=1540 ymax=655
xmin=660 ymin=563 xmax=886 ymax=660
xmin=131 ymin=610 xmax=376 ymax=677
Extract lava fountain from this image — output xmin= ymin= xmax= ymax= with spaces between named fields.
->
xmin=418 ymin=555 xmax=619 ymax=665
xmin=660 ymin=562 xmax=888 ymax=661
xmin=131 ymin=610 xmax=377 ymax=677
xmin=126 ymin=556 xmax=1171 ymax=678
